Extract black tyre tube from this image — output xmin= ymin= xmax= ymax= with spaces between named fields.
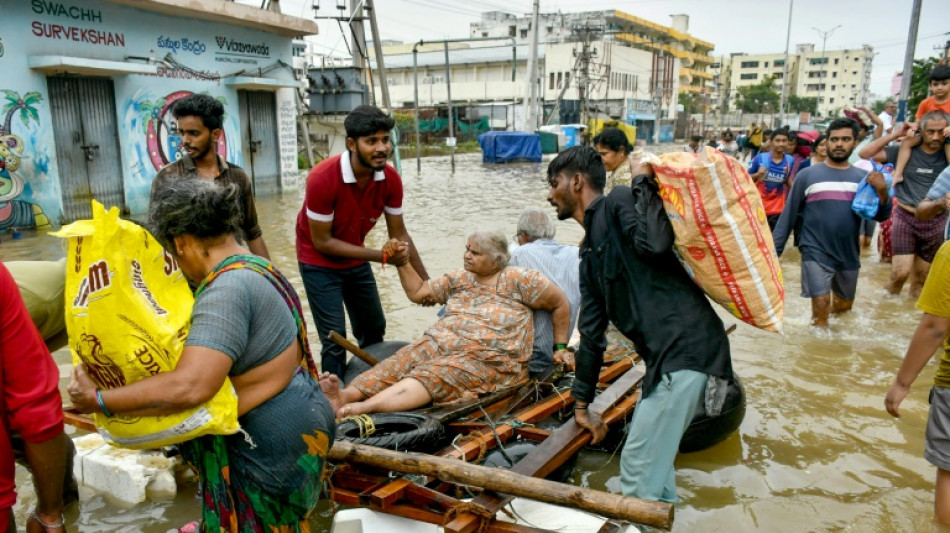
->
xmin=336 ymin=412 xmax=444 ymax=452
xmin=481 ymin=440 xmax=578 ymax=484
xmin=679 ymin=375 xmax=746 ymax=453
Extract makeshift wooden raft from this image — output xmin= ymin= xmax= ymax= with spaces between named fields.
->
xmin=325 ymin=345 xmax=675 ymax=531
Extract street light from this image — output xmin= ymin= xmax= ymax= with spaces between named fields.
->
xmin=812 ymin=24 xmax=841 ymax=118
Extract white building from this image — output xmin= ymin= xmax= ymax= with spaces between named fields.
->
xmin=721 ymin=43 xmax=874 ymax=118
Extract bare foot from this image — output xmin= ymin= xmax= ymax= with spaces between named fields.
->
xmin=319 ymin=372 xmax=344 ymax=415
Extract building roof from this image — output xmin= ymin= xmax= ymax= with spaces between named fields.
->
xmin=103 ymin=0 xmax=318 ymax=37
xmin=375 ymin=45 xmax=543 ymax=70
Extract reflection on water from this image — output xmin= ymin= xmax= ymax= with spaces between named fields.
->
xmin=2 ymin=152 xmax=941 ymax=531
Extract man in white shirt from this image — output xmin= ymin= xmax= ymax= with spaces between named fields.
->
xmin=879 ymin=101 xmax=897 ymax=136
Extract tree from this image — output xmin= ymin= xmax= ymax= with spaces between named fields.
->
xmin=735 ymin=76 xmax=780 ymax=113
xmin=909 ymin=56 xmax=941 ymax=116
xmin=787 ymin=95 xmax=818 ymax=115
xmin=1 ymin=90 xmax=42 ymax=136
xmin=871 ymin=98 xmax=894 ymax=115
xmin=678 ymin=92 xmax=702 ymax=114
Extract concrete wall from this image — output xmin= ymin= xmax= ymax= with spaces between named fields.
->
xmin=0 ymin=0 xmax=299 ymax=225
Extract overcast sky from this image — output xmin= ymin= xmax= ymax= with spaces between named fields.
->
xmin=269 ymin=0 xmax=949 ymax=98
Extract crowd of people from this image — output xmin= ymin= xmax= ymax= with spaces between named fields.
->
xmin=3 ymin=62 xmax=950 ymax=533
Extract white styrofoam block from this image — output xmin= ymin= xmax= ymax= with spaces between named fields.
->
xmin=72 ymin=434 xmax=181 ymax=505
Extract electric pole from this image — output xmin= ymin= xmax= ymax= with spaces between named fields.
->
xmin=523 ymin=0 xmax=540 ymax=132
xmin=897 ymin=0 xmax=922 ymax=123
xmin=779 ymin=0 xmax=793 ymax=122
xmin=812 ymin=24 xmax=841 ymax=118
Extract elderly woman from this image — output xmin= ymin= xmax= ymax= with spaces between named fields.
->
xmin=68 ymin=179 xmax=334 ymax=533
xmin=592 ymin=127 xmax=634 ymax=191
xmin=321 ymin=231 xmax=571 ymax=418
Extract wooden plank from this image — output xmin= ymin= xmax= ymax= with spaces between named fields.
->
xmin=369 ymin=477 xmax=412 ymax=508
xmin=328 ymin=440 xmax=672 ymax=530
xmin=444 ymin=368 xmax=645 ymax=533
xmin=63 ymin=409 xmax=96 ymax=432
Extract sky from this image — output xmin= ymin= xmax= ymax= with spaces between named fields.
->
xmin=266 ymin=0 xmax=949 ymax=99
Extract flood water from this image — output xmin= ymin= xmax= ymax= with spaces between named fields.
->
xmin=2 ymin=152 xmax=942 ymax=531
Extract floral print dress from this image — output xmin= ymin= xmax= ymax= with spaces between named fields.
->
xmin=350 ymin=267 xmax=550 ymax=403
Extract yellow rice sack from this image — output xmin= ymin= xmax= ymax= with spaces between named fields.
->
xmin=51 ymin=201 xmax=239 ymax=448
xmin=641 ymin=147 xmax=785 ymax=332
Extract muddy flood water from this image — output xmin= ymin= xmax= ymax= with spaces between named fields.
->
xmin=2 ymin=152 xmax=944 ymax=532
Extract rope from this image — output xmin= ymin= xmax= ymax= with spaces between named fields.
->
xmin=443 ymin=501 xmax=494 ymax=533
xmin=452 ymin=434 xmax=488 ymax=463
xmin=478 ymin=406 xmax=515 ymax=466
xmin=343 ymin=414 xmax=376 ymax=438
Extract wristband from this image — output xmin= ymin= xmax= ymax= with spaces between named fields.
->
xmin=31 ymin=511 xmax=65 ymax=529
xmin=96 ymin=388 xmax=114 ymax=418
xmin=381 ymin=251 xmax=388 ymax=268
xmin=554 ymin=343 xmax=568 ymax=351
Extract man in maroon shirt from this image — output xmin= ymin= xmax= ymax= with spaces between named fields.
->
xmin=296 ymin=105 xmax=428 ymax=378
xmin=0 ymin=262 xmax=69 ymax=532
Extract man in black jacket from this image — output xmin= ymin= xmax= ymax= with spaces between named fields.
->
xmin=546 ymin=146 xmax=733 ymax=503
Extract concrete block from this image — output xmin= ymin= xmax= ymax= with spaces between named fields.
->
xmin=72 ymin=434 xmax=182 ymax=505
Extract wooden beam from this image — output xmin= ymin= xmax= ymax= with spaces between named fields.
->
xmin=328 ymin=439 xmax=672 ymax=530
xmin=328 ymin=331 xmax=379 ymax=366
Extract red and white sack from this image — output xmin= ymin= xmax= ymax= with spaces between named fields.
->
xmin=640 ymin=147 xmax=785 ymax=332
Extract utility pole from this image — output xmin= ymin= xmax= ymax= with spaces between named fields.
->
xmin=779 ymin=0 xmax=793 ymax=123
xmin=812 ymin=24 xmax=841 ymax=119
xmin=653 ymin=42 xmax=665 ymax=144
xmin=897 ymin=0 xmax=922 ymax=123
xmin=444 ymin=42 xmax=455 ymax=173
xmin=365 ymin=0 xmax=390 ymax=110
xmin=574 ymin=25 xmax=594 ymax=138
xmin=522 ymin=0 xmax=540 ymax=132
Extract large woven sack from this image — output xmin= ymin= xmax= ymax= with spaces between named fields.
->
xmin=641 ymin=147 xmax=784 ymax=332
xmin=51 ymin=201 xmax=240 ymax=448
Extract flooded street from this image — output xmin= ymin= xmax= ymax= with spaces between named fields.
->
xmin=1 ymin=152 xmax=941 ymax=531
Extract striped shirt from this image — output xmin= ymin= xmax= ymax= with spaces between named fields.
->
xmin=509 ymin=239 xmax=581 ymax=374
xmin=772 ymin=164 xmax=892 ymax=270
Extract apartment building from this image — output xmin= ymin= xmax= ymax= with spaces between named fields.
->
xmin=721 ymin=43 xmax=874 ymax=118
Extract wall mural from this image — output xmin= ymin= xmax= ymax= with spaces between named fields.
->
xmin=0 ymin=90 xmax=50 ymax=230
xmin=122 ymin=89 xmax=238 ymax=216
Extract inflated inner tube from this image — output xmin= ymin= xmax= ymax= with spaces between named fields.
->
xmin=336 ymin=412 xmax=443 ymax=452
xmin=679 ymin=376 xmax=746 ymax=453
xmin=482 ymin=439 xmax=577 ymax=484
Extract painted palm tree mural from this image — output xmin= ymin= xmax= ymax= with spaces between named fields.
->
xmin=0 ymin=90 xmax=49 ymax=230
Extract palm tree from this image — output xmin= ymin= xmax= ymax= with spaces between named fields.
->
xmin=1 ymin=90 xmax=42 ymax=136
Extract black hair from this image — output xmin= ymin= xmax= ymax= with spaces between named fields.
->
xmin=930 ymin=65 xmax=950 ymax=83
xmin=827 ymin=117 xmax=859 ymax=139
xmin=690 ymin=134 xmax=703 ymax=143
xmin=591 ymin=127 xmax=632 ymax=154
xmin=546 ymin=146 xmax=606 ymax=192
xmin=171 ymin=94 xmax=225 ymax=131
xmin=787 ymin=130 xmax=799 ymax=143
xmin=148 ymin=179 xmax=243 ymax=252
xmin=814 ymin=134 xmax=827 ymax=147
xmin=770 ymin=128 xmax=789 ymax=141
xmin=344 ymin=105 xmax=395 ymax=140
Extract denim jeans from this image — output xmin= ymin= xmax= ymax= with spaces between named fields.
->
xmin=299 ymin=262 xmax=386 ymax=379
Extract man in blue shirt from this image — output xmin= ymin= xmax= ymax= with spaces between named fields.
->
xmin=509 ymin=209 xmax=581 ymax=378
xmin=749 ymin=129 xmax=794 ymax=230
xmin=772 ymin=118 xmax=891 ymax=326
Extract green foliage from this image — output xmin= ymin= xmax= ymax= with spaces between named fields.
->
xmin=787 ymin=95 xmax=818 ymax=114
xmin=678 ymin=93 xmax=702 ymax=114
xmin=393 ymin=112 xmax=417 ymax=132
xmin=736 ymin=76 xmax=780 ymax=113
xmin=910 ymin=56 xmax=941 ymax=117
xmin=871 ymin=99 xmax=893 ymax=115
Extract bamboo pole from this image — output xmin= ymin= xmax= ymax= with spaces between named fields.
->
xmin=328 ymin=330 xmax=379 ymax=366
xmin=327 ymin=440 xmax=673 ymax=530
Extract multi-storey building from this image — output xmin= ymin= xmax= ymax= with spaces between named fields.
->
xmin=720 ymin=43 xmax=874 ymax=118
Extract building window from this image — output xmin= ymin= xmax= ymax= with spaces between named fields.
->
xmin=774 ymin=72 xmax=783 ymax=79
xmin=740 ymin=61 xmax=760 ymax=68
xmin=831 ymin=85 xmax=836 ymax=90
xmin=832 ymin=72 xmax=837 ymax=78
xmin=520 ymin=29 xmax=528 ymax=38
xmin=764 ymin=61 xmax=769 ymax=68
xmin=834 ymin=58 xmax=839 ymax=65
xmin=853 ymin=71 xmax=858 ymax=75
xmin=509 ymin=26 xmax=516 ymax=37
xmin=855 ymin=57 xmax=860 ymax=62
xmin=808 ymin=71 xmax=827 ymax=78
xmin=482 ymin=32 xmax=488 ymax=37
xmin=851 ymin=84 xmax=856 ymax=89
xmin=557 ymin=72 xmax=562 ymax=89
xmin=774 ymin=59 xmax=785 ymax=66
xmin=740 ymin=73 xmax=757 ymax=80
xmin=830 ymin=97 xmax=834 ymax=104
xmin=809 ymin=57 xmax=828 ymax=65
xmin=550 ymin=72 xmax=555 ymax=90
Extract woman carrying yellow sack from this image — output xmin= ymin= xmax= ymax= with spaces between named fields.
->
xmin=68 ymin=179 xmax=334 ymax=533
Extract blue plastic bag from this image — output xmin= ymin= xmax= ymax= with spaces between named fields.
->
xmin=851 ymin=161 xmax=894 ymax=220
